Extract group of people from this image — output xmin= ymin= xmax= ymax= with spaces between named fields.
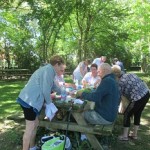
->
xmin=73 ymin=56 xmax=106 ymax=88
xmin=17 ymin=55 xmax=150 ymax=150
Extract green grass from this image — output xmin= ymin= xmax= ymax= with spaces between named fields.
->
xmin=0 ymin=81 xmax=27 ymax=120
xmin=0 ymin=72 xmax=150 ymax=150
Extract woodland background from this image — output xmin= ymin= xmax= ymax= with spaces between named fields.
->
xmin=0 ymin=0 xmax=150 ymax=72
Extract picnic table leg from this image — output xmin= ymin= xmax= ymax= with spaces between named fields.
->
xmin=72 ymin=112 xmax=104 ymax=150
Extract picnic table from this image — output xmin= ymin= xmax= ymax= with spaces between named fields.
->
xmin=39 ymin=98 xmax=115 ymax=150
xmin=0 ymin=69 xmax=31 ymax=79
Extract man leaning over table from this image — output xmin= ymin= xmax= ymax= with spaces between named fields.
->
xmin=17 ymin=55 xmax=65 ymax=150
xmin=77 ymin=63 xmax=120 ymax=125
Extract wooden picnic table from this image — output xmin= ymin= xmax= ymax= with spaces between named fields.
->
xmin=39 ymin=98 xmax=114 ymax=150
xmin=0 ymin=68 xmax=31 ymax=79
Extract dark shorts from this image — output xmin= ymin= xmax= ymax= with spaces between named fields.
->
xmin=20 ymin=105 xmax=37 ymax=121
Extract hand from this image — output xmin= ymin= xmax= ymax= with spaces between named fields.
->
xmin=69 ymin=93 xmax=76 ymax=98
xmin=76 ymin=90 xmax=83 ymax=98
xmin=50 ymin=93 xmax=56 ymax=100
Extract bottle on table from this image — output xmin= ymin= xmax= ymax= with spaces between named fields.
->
xmin=61 ymin=83 xmax=67 ymax=101
xmin=75 ymin=79 xmax=82 ymax=90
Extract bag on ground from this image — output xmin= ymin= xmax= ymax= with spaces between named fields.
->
xmin=41 ymin=135 xmax=71 ymax=150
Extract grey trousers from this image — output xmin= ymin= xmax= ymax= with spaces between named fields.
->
xmin=84 ymin=110 xmax=112 ymax=125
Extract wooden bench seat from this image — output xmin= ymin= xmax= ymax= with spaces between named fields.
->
xmin=39 ymin=120 xmax=115 ymax=136
xmin=93 ymin=124 xmax=115 ymax=135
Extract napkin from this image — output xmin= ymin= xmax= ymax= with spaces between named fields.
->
xmin=45 ymin=103 xmax=58 ymax=121
xmin=73 ymin=99 xmax=84 ymax=104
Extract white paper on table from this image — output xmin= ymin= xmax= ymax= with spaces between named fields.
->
xmin=73 ymin=99 xmax=84 ymax=104
xmin=45 ymin=103 xmax=58 ymax=121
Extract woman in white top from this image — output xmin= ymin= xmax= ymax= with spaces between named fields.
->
xmin=82 ymin=63 xmax=101 ymax=88
xmin=73 ymin=59 xmax=91 ymax=84
xmin=55 ymin=64 xmax=66 ymax=86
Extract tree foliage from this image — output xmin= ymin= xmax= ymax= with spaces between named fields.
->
xmin=0 ymin=0 xmax=149 ymax=71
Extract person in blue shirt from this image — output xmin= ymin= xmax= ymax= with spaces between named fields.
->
xmin=77 ymin=63 xmax=120 ymax=125
xmin=113 ymin=58 xmax=125 ymax=73
xmin=17 ymin=55 xmax=65 ymax=150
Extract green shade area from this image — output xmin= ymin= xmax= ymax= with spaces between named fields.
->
xmin=0 ymin=72 xmax=150 ymax=150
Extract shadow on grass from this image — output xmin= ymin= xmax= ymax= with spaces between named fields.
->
xmin=0 ymin=73 xmax=149 ymax=150
xmin=0 ymin=120 xmax=24 ymax=150
xmin=111 ymin=99 xmax=150 ymax=150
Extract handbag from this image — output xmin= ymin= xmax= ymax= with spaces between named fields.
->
xmin=118 ymin=96 xmax=130 ymax=114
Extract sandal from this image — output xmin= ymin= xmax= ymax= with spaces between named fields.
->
xmin=118 ymin=135 xmax=129 ymax=141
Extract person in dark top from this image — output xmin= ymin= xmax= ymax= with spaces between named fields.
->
xmin=113 ymin=58 xmax=125 ymax=73
xmin=77 ymin=63 xmax=120 ymax=125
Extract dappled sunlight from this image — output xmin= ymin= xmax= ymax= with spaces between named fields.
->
xmin=141 ymin=118 xmax=150 ymax=126
xmin=144 ymin=113 xmax=150 ymax=118
xmin=141 ymin=99 xmax=150 ymax=126
xmin=0 ymin=100 xmax=17 ymax=104
xmin=4 ymin=108 xmax=20 ymax=113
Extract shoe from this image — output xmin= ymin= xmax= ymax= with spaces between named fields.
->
xmin=118 ymin=135 xmax=129 ymax=141
xmin=129 ymin=135 xmax=138 ymax=140
xmin=128 ymin=134 xmax=138 ymax=140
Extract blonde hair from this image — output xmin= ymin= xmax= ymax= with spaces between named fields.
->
xmin=111 ymin=65 xmax=121 ymax=77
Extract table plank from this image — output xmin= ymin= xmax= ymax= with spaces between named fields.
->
xmin=72 ymin=112 xmax=104 ymax=150
xmin=0 ymin=69 xmax=31 ymax=79
xmin=39 ymin=120 xmax=108 ymax=136
xmin=39 ymin=101 xmax=107 ymax=150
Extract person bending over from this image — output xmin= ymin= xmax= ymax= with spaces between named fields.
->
xmin=112 ymin=65 xmax=150 ymax=141
xmin=17 ymin=55 xmax=65 ymax=150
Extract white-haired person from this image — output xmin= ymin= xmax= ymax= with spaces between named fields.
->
xmin=77 ymin=63 xmax=120 ymax=125
xmin=82 ymin=63 xmax=101 ymax=88
xmin=112 ymin=65 xmax=150 ymax=141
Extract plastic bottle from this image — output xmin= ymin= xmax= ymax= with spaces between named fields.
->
xmin=75 ymin=79 xmax=82 ymax=90
xmin=61 ymin=83 xmax=67 ymax=101
xmin=75 ymin=79 xmax=79 ymax=90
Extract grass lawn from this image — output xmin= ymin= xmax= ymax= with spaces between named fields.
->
xmin=0 ymin=72 xmax=150 ymax=150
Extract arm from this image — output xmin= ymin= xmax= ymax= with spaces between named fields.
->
xmin=79 ymin=62 xmax=85 ymax=77
xmin=52 ymin=82 xmax=61 ymax=94
xmin=82 ymin=73 xmax=89 ymax=88
xmin=92 ymin=58 xmax=97 ymax=64
xmin=41 ymin=67 xmax=55 ymax=104
xmin=81 ymin=78 xmax=109 ymax=103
